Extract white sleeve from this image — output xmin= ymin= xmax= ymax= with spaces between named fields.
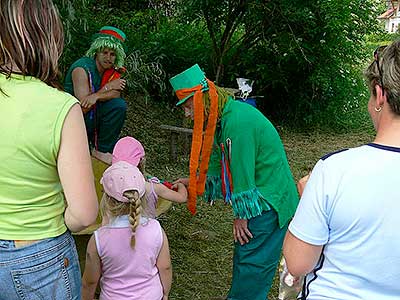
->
xmin=288 ymin=159 xmax=330 ymax=245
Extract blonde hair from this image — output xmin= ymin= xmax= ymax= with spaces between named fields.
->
xmin=365 ymin=40 xmax=400 ymax=115
xmin=0 ymin=0 xmax=64 ymax=88
xmin=101 ymin=190 xmax=143 ymax=249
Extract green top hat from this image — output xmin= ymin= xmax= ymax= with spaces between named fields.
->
xmin=169 ymin=64 xmax=209 ymax=106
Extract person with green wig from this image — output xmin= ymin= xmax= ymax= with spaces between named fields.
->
xmin=64 ymin=26 xmax=128 ymax=163
xmin=171 ymin=64 xmax=299 ymax=300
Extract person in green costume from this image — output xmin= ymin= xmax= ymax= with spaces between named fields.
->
xmin=64 ymin=26 xmax=128 ymax=164
xmin=171 ymin=64 xmax=299 ymax=300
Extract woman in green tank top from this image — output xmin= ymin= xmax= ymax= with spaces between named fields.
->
xmin=0 ymin=1 xmax=98 ymax=299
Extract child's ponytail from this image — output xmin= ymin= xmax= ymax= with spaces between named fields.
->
xmin=125 ymin=190 xmax=142 ymax=249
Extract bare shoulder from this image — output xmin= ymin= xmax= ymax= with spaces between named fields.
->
xmin=72 ymin=67 xmax=88 ymax=81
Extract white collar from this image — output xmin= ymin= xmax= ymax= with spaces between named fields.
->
xmin=107 ymin=215 xmax=150 ymax=228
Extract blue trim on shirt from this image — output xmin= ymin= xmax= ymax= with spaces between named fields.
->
xmin=367 ymin=143 xmax=400 ymax=153
xmin=320 ymin=148 xmax=349 ymax=161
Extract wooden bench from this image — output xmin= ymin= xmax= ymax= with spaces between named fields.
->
xmin=159 ymin=125 xmax=193 ymax=160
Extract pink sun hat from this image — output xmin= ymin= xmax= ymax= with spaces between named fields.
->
xmin=100 ymin=161 xmax=146 ymax=202
xmin=112 ymin=136 xmax=145 ymax=167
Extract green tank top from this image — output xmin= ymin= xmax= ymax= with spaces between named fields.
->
xmin=0 ymin=74 xmax=78 ymax=239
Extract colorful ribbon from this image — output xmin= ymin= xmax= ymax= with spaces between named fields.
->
xmin=175 ymin=79 xmax=218 ymax=214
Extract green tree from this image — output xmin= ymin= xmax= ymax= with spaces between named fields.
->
xmin=181 ymin=0 xmax=270 ymax=83
xmin=180 ymin=0 xmax=381 ymax=127
xmin=58 ymin=0 xmax=383 ymax=128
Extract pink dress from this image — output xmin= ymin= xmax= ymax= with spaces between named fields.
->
xmin=94 ymin=215 xmax=163 ymax=300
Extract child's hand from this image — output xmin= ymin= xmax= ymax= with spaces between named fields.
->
xmin=173 ymin=177 xmax=189 ymax=187
xmin=172 ymin=182 xmax=186 ymax=191
xmin=172 ymin=183 xmax=188 ymax=200
xmin=169 ymin=182 xmax=188 ymax=203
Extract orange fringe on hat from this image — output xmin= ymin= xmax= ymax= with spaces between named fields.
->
xmin=175 ymin=79 xmax=218 ymax=214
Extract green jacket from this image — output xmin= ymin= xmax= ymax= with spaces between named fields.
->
xmin=205 ymin=99 xmax=298 ymax=228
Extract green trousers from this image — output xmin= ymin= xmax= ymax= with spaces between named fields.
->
xmin=84 ymin=97 xmax=127 ymax=153
xmin=227 ymin=209 xmax=288 ymax=300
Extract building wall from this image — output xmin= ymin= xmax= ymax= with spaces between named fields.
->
xmin=385 ymin=15 xmax=400 ymax=32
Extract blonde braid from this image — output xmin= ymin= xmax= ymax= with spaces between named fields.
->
xmin=101 ymin=190 xmax=143 ymax=249
xmin=125 ymin=190 xmax=142 ymax=249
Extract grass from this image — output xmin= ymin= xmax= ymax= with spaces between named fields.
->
xmin=74 ymin=93 xmax=374 ymax=300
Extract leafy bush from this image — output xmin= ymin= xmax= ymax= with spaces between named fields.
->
xmin=224 ymin=0 xmax=382 ymax=130
xmin=135 ymin=19 xmax=213 ymax=84
xmin=124 ymin=51 xmax=166 ymax=102
xmin=55 ymin=0 xmax=92 ymax=74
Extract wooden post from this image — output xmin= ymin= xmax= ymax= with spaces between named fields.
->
xmin=159 ymin=125 xmax=193 ymax=160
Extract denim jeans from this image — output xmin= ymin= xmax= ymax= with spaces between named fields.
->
xmin=0 ymin=231 xmax=81 ymax=300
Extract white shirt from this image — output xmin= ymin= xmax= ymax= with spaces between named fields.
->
xmin=289 ymin=144 xmax=400 ymax=300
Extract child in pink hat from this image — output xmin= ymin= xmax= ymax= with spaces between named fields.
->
xmin=112 ymin=136 xmax=188 ymax=218
xmin=82 ymin=161 xmax=172 ymax=300
xmin=112 ymin=136 xmax=145 ymax=167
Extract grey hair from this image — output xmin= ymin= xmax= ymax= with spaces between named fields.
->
xmin=365 ymin=40 xmax=400 ymax=115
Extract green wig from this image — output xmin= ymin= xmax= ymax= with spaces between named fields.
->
xmin=85 ymin=26 xmax=126 ymax=68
